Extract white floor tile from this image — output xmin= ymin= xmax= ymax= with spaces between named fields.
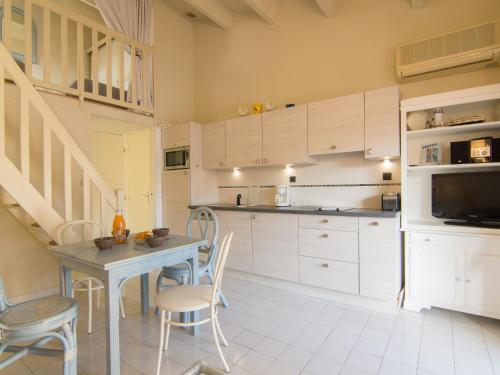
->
xmin=384 ymin=333 xmax=421 ymax=368
xmin=345 ymin=349 xmax=381 ymax=373
xmin=303 ymin=354 xmax=343 ymax=375
xmin=236 ymin=350 xmax=274 ymax=374
xmin=261 ymin=360 xmax=301 ymax=375
xmin=253 ymin=337 xmax=287 ymax=358
xmin=378 ymin=359 xmax=417 ymax=375
xmin=233 ymin=330 xmax=265 ymax=349
xmin=277 ymin=345 xmax=314 ymax=369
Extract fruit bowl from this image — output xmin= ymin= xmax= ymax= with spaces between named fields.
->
xmin=94 ymin=237 xmax=115 ymax=251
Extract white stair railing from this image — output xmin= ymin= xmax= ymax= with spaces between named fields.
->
xmin=0 ymin=40 xmax=116 ymax=236
xmin=1 ymin=0 xmax=154 ymax=114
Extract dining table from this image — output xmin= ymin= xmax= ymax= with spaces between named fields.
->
xmin=48 ymin=234 xmax=207 ymax=375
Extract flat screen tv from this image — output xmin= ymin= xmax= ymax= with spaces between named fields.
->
xmin=432 ymin=171 xmax=500 ymax=228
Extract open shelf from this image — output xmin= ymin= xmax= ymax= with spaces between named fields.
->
xmin=407 ymin=162 xmax=500 ymax=171
xmin=403 ymin=220 xmax=500 ymax=236
xmin=407 ymin=120 xmax=500 ymax=138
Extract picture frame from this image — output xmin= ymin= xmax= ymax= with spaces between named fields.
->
xmin=421 ymin=143 xmax=443 ymax=165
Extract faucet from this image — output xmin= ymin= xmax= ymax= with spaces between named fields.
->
xmin=236 ymin=194 xmax=242 ymax=206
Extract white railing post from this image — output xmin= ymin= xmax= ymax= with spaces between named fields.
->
xmin=24 ymin=0 xmax=32 ymax=80
xmin=20 ymin=90 xmax=30 ymax=180
xmin=83 ymin=173 xmax=91 ymax=220
xmin=3 ymin=0 xmax=12 ymax=51
xmin=43 ymin=119 xmax=52 ymax=206
xmin=60 ymin=15 xmax=68 ymax=86
xmin=118 ymin=40 xmax=125 ymax=102
xmin=0 ymin=64 xmax=4 ymax=156
xmin=141 ymin=50 xmax=147 ymax=109
xmin=77 ymin=21 xmax=84 ymax=105
xmin=43 ymin=7 xmax=51 ymax=83
xmin=106 ymin=35 xmax=112 ymax=99
xmin=91 ymin=28 xmax=98 ymax=95
xmin=130 ymin=45 xmax=136 ymax=106
xmin=64 ymin=147 xmax=72 ymax=221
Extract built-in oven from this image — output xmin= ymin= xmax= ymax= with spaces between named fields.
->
xmin=164 ymin=146 xmax=190 ymax=170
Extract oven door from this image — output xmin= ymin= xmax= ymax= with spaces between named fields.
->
xmin=164 ymin=147 xmax=190 ymax=170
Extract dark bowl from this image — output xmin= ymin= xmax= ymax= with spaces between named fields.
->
xmin=146 ymin=235 xmax=166 ymax=248
xmin=152 ymin=228 xmax=170 ymax=237
xmin=94 ymin=237 xmax=115 ymax=251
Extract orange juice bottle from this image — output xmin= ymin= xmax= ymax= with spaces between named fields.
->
xmin=112 ymin=209 xmax=126 ymax=244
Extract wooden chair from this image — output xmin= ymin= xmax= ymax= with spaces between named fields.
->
xmin=0 ymin=276 xmax=78 ymax=374
xmin=55 ymin=220 xmax=126 ymax=334
xmin=156 ymin=207 xmax=229 ymax=312
xmin=155 ymin=232 xmax=234 ymax=374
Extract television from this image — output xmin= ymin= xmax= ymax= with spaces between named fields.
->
xmin=432 ymin=171 xmax=500 ymax=228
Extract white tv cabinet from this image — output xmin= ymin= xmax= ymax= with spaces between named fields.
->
xmin=401 ymin=83 xmax=500 ymax=319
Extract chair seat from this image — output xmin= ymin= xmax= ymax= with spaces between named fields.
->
xmin=155 ymin=285 xmax=214 ymax=312
xmin=161 ymin=259 xmax=208 ymax=277
xmin=0 ymin=296 xmax=78 ymax=334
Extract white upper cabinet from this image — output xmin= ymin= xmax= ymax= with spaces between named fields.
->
xmin=162 ymin=122 xmax=190 ymax=149
xmin=225 ymin=114 xmax=263 ymax=168
xmin=308 ymin=93 xmax=365 ymax=156
xmin=201 ymin=121 xmax=226 ymax=170
xmin=364 ymin=86 xmax=400 ymax=159
xmin=262 ymin=105 xmax=313 ymax=166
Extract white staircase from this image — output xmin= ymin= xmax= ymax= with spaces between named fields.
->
xmin=0 ymin=40 xmax=116 ymax=244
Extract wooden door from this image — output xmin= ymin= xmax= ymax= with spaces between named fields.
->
xmin=202 ymin=121 xmax=226 ymax=169
xmin=364 ymin=86 xmax=400 ymax=159
xmin=308 ymin=93 xmax=364 ymax=155
xmin=225 ymin=114 xmax=262 ymax=168
xmin=163 ymin=169 xmax=190 ymax=235
xmin=262 ymin=105 xmax=312 ymax=166
xmin=162 ymin=122 xmax=190 ymax=149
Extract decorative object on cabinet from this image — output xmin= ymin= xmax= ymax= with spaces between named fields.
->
xmin=445 ymin=114 xmax=485 ymax=127
xmin=470 ymin=137 xmax=493 ymax=163
xmin=285 ymin=103 xmax=295 ymax=108
xmin=427 ymin=108 xmax=444 ymax=128
xmin=382 ymin=193 xmax=401 ymax=211
xmin=238 ymin=105 xmax=249 ymax=116
xmin=252 ymin=103 xmax=263 ymax=114
xmin=450 ymin=140 xmax=470 ymax=164
xmin=264 ymin=100 xmax=277 ymax=111
xmin=407 ymin=110 xmax=428 ymax=131
xmin=274 ymin=185 xmax=290 ymax=207
xmin=420 ymin=143 xmax=443 ymax=165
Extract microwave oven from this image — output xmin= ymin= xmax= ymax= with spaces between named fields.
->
xmin=164 ymin=146 xmax=190 ymax=170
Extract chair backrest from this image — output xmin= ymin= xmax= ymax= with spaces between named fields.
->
xmin=187 ymin=207 xmax=220 ymax=265
xmin=210 ymin=231 xmax=233 ymax=307
xmin=0 ymin=276 xmax=10 ymax=313
xmin=55 ymin=220 xmax=104 ymax=245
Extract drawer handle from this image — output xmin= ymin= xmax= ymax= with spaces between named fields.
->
xmin=465 ymin=279 xmax=471 ymax=283
xmin=424 ymin=238 xmax=430 ymax=242
xmin=330 ymin=145 xmax=337 ymax=150
xmin=320 ymin=234 xmax=329 ymax=238
xmin=320 ymin=263 xmax=329 ymax=268
xmin=455 ymin=278 xmax=462 ymax=282
xmin=321 ymin=219 xmax=329 ymax=224
xmin=369 ymin=222 xmax=379 ymax=226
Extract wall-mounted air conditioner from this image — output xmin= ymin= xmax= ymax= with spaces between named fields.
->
xmin=396 ymin=20 xmax=500 ymax=78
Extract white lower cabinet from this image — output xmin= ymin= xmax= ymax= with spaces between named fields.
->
xmin=465 ymin=253 xmax=500 ymax=315
xmin=299 ymin=228 xmax=358 ymax=263
xmin=299 ymin=256 xmax=359 ymax=294
xmin=252 ymin=213 xmax=299 ymax=282
xmin=217 ymin=211 xmax=253 ymax=273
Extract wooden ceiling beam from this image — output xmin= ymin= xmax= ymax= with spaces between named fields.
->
xmin=242 ymin=0 xmax=278 ymax=25
xmin=184 ymin=0 xmax=234 ymax=29
xmin=313 ymin=0 xmax=339 ymax=17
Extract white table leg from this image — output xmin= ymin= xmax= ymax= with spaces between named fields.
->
xmin=105 ymin=272 xmax=120 ymax=375
xmin=59 ymin=263 xmax=73 ymax=297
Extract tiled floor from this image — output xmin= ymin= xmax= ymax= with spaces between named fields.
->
xmin=3 ymin=277 xmax=500 ymax=375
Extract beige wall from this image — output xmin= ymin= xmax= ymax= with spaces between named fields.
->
xmin=193 ymin=0 xmax=500 ymax=123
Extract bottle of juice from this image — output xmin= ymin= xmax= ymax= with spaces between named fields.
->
xmin=112 ymin=209 xmax=126 ymax=244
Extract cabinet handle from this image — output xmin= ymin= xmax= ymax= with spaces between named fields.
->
xmin=320 ymin=263 xmax=329 ymax=268
xmin=330 ymin=145 xmax=337 ymax=150
xmin=465 ymin=279 xmax=471 ymax=283
xmin=255 ymin=159 xmax=261 ymax=164
xmin=369 ymin=222 xmax=379 ymax=226
xmin=252 ymin=215 xmax=256 ymax=220
xmin=320 ymin=234 xmax=329 ymax=238
xmin=424 ymin=238 xmax=430 ymax=242
xmin=367 ymin=148 xmax=373 ymax=155
xmin=455 ymin=278 xmax=462 ymax=282
xmin=321 ymin=219 xmax=329 ymax=223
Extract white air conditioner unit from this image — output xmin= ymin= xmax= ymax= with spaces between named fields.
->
xmin=396 ymin=20 xmax=500 ymax=78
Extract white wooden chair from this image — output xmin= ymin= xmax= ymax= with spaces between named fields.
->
xmin=155 ymin=232 xmax=234 ymax=374
xmin=55 ymin=220 xmax=125 ymax=334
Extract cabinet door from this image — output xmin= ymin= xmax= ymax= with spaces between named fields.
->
xmin=162 ymin=123 xmax=190 ymax=149
xmin=299 ymin=256 xmax=359 ymax=294
xmin=409 ymin=247 xmax=465 ymax=308
xmin=252 ymin=213 xmax=299 ymax=282
xmin=262 ymin=105 xmax=312 ymax=165
xmin=308 ymin=93 xmax=364 ymax=155
xmin=466 ymin=253 xmax=500 ymax=315
xmin=163 ymin=170 xmax=190 ymax=235
xmin=217 ymin=211 xmax=253 ymax=273
xmin=364 ymin=86 xmax=400 ymax=159
xmin=226 ymin=115 xmax=262 ymax=168
xmin=359 ymin=217 xmax=401 ymax=300
xmin=202 ymin=121 xmax=226 ymax=169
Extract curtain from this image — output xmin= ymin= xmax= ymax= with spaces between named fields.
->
xmin=94 ymin=0 xmax=154 ymax=108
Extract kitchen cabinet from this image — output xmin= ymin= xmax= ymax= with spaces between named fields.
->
xmin=218 ymin=211 xmax=253 ymax=273
xmin=163 ymin=170 xmax=190 ymax=235
xmin=308 ymin=93 xmax=365 ymax=156
xmin=364 ymin=86 xmax=400 ymax=159
xmin=202 ymin=121 xmax=226 ymax=169
xmin=162 ymin=122 xmax=190 ymax=149
xmin=299 ymin=228 xmax=358 ymax=263
xmin=465 ymin=253 xmax=500 ymax=315
xmin=252 ymin=212 xmax=299 ymax=282
xmin=299 ymin=256 xmax=359 ymax=294
xmin=359 ymin=217 xmax=402 ymax=300
xmin=225 ymin=114 xmax=262 ymax=168
xmin=409 ymin=247 xmax=465 ymax=308
xmin=262 ymin=105 xmax=313 ymax=166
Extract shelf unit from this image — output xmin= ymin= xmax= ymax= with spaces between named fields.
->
xmin=407 ymin=120 xmax=500 ymax=138
xmin=407 ymin=162 xmax=500 ymax=171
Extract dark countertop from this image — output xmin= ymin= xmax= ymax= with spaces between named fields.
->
xmin=188 ymin=204 xmax=400 ymax=218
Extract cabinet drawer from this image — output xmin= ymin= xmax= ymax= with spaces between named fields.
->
xmin=410 ymin=233 xmax=451 ymax=247
xmin=359 ymin=217 xmax=400 ymax=264
xmin=299 ymin=215 xmax=358 ymax=232
xmin=299 ymin=228 xmax=358 ymax=263
xmin=299 ymin=256 xmax=359 ymax=294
